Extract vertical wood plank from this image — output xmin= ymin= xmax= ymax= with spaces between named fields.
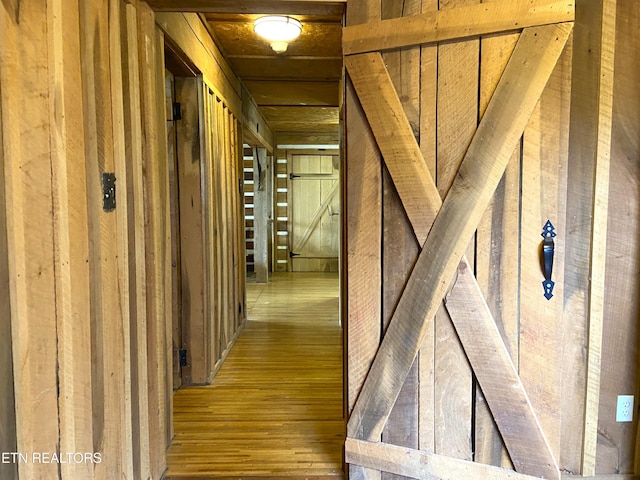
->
xmin=210 ymin=90 xmax=225 ymax=364
xmin=582 ymin=0 xmax=620 ymax=475
xmin=254 ymin=147 xmax=269 ymax=283
xmin=228 ymin=112 xmax=241 ymax=331
xmin=201 ymin=83 xmax=219 ymax=369
xmin=156 ymin=29 xmax=174 ymax=450
xmin=519 ymin=35 xmax=572 ymax=465
xmin=224 ymin=108 xmax=237 ymax=340
xmin=563 ymin=0 xmax=610 ymax=474
xmin=166 ymin=70 xmax=182 ymax=394
xmin=122 ymin=3 xmax=151 ymax=477
xmin=138 ymin=4 xmax=170 ymax=476
xmin=418 ymin=0 xmax=438 ymax=456
xmin=380 ymin=3 xmax=420 ymax=479
xmin=177 ymin=77 xmax=208 ymax=384
xmin=0 ymin=3 xmax=60 ymax=478
xmin=474 ymin=27 xmax=520 ymax=468
xmin=345 ymin=0 xmax=383 ymax=475
xmin=109 ymin=1 xmax=136 ymax=476
xmin=49 ymin=0 xmax=95 ymax=477
xmin=600 ymin=0 xmax=640 ymax=474
xmin=0 ymin=38 xmax=18 ymax=480
xmin=435 ymin=0 xmax=478 ymax=461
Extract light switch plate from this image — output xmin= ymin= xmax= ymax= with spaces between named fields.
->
xmin=616 ymin=395 xmax=634 ymax=422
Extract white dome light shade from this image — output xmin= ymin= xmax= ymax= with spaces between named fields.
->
xmin=254 ymin=16 xmax=302 ymax=42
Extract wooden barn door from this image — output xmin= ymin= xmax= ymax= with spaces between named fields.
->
xmin=344 ymin=1 xmax=579 ymax=479
xmin=290 ymin=153 xmax=340 ymax=272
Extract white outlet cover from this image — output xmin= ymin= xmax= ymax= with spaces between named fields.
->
xmin=616 ymin=395 xmax=634 ymax=422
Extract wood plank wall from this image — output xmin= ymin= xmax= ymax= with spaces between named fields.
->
xmin=157 ymin=12 xmax=247 ymax=386
xmin=345 ymin=0 xmax=640 ymax=477
xmin=0 ymin=48 xmax=17 ymax=480
xmin=1 ymin=2 xmax=248 ymax=477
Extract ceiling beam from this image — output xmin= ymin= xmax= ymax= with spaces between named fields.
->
xmin=146 ymin=1 xmax=345 ymax=16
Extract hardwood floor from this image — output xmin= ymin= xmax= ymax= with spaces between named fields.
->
xmin=165 ymin=272 xmax=345 ymax=479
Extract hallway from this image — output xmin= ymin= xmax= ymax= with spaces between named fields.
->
xmin=165 ymin=273 xmax=345 ymax=479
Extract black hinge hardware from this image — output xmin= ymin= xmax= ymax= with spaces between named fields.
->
xmin=173 ymin=102 xmax=182 ymax=121
xmin=102 ymin=173 xmax=116 ymax=212
xmin=289 ymin=251 xmax=300 ymax=258
xmin=289 ymin=173 xmax=300 ymax=180
xmin=179 ymin=349 xmax=187 ymax=367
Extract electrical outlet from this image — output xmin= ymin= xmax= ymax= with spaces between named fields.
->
xmin=616 ymin=395 xmax=634 ymax=422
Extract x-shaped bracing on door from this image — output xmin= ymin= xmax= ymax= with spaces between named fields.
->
xmin=345 ymin=18 xmax=573 ymax=480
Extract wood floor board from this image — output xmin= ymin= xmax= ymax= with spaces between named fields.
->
xmin=166 ymin=272 xmax=345 ymax=479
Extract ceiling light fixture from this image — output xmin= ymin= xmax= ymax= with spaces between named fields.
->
xmin=254 ymin=16 xmax=302 ymax=53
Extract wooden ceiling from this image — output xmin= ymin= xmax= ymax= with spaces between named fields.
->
xmin=148 ymin=0 xmax=345 ymax=143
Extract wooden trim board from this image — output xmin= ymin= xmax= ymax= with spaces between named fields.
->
xmin=343 ymin=0 xmax=574 ymax=54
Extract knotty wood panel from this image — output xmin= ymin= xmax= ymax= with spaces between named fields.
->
xmin=176 ymin=77 xmax=208 ymax=385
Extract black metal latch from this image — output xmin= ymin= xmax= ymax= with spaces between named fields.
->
xmin=102 ymin=173 xmax=116 ymax=212
xmin=541 ymin=220 xmax=556 ymax=300
xmin=179 ymin=349 xmax=187 ymax=367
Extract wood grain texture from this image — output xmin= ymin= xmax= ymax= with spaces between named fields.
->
xmin=109 ymin=1 xmax=136 ymax=474
xmin=345 ymin=2 xmax=382 ymax=478
xmin=445 ymin=262 xmax=559 ymax=479
xmin=138 ymin=4 xmax=169 ymax=476
xmin=474 ymin=26 xmax=520 ymax=469
xmin=519 ymin=30 xmax=572 ymax=467
xmin=344 ymin=54 xmax=440 ymax=244
xmin=581 ymin=0 xmax=616 ymax=475
xmin=177 ymin=77 xmax=209 ymax=384
xmin=434 ymin=0 xmax=478 ymax=459
xmin=49 ymin=0 xmax=94 ymax=477
xmin=155 ymin=12 xmax=242 ymax=114
xmin=0 ymin=2 xmax=60 ymax=477
xmin=343 ymin=0 xmax=574 ymax=54
xmin=253 ymin=147 xmax=269 ymax=283
xmin=417 ymin=0 xmax=438 ymax=457
xmin=0 ymin=30 xmax=18 ymax=480
xmin=600 ymin=0 xmax=640 ymax=474
xmin=122 ymin=4 xmax=152 ymax=476
xmin=167 ymin=273 xmax=344 ymax=478
xmin=379 ymin=4 xmax=421 ymax=478
xmin=147 ymin=0 xmax=346 ymax=15
xmin=346 ymin=23 xmax=572 ymax=443
xmin=346 ymin=438 xmax=547 ymax=480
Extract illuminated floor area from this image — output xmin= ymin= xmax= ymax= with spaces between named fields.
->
xmin=166 ymin=272 xmax=345 ymax=479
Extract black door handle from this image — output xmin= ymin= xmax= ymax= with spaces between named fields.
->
xmin=541 ymin=220 xmax=556 ymax=300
